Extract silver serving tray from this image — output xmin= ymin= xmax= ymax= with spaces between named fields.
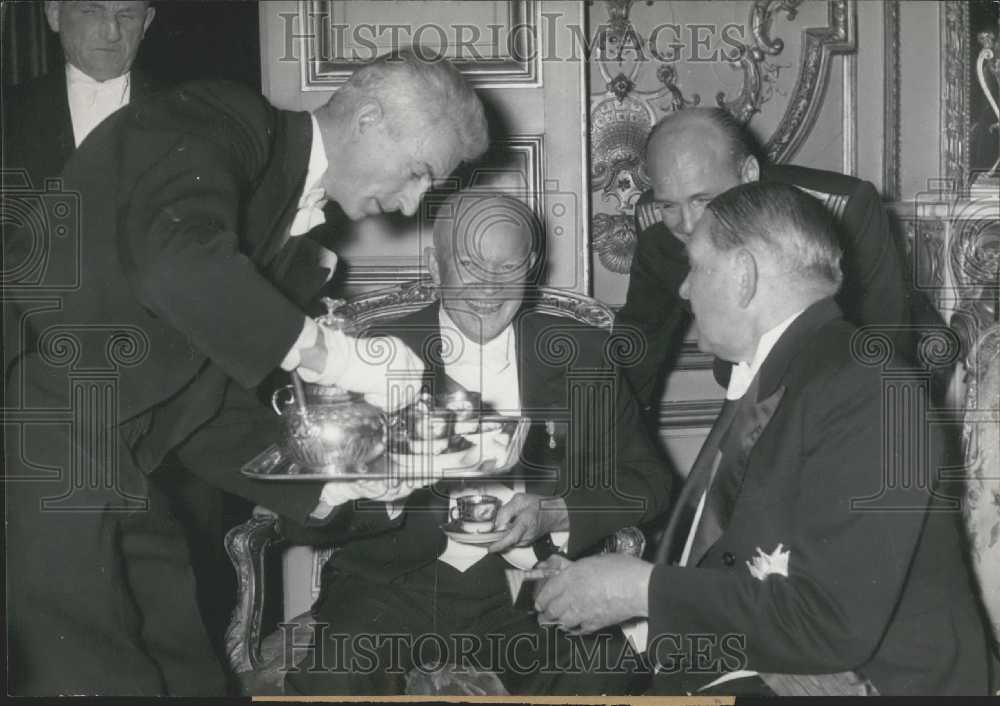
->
xmin=241 ymin=416 xmax=530 ymax=482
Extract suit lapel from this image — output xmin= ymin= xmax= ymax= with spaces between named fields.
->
xmin=653 ymin=397 xmax=740 ymax=565
xmin=687 ymin=381 xmax=786 ymax=565
xmin=687 ymin=300 xmax=844 ymax=565
xmin=245 ymin=109 xmax=313 ymax=265
xmin=514 ymin=312 xmax=568 ymax=495
xmin=52 ymin=70 xmax=76 ymax=171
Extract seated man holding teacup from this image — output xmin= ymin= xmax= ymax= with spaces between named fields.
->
xmin=284 ymin=192 xmax=671 ymax=695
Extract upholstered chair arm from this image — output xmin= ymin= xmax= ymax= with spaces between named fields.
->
xmin=224 ymin=507 xmax=287 ymax=675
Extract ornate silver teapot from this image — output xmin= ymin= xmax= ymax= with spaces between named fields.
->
xmin=270 ymin=298 xmax=387 ymax=473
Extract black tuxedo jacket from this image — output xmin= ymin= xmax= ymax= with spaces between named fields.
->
xmin=2 ymin=68 xmax=158 ymax=377
xmin=4 ymin=81 xmax=337 ymax=523
xmin=3 ymin=66 xmax=158 ymax=190
xmin=615 ymin=165 xmax=911 ymax=409
xmin=304 ymin=302 xmax=672 ymax=591
xmin=646 ymin=299 xmax=990 ymax=695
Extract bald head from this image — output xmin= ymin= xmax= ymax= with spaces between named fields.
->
xmin=645 ymin=107 xmax=760 ymax=239
xmin=429 ymin=193 xmax=540 ymax=343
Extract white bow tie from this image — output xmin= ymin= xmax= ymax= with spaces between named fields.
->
xmin=71 ymin=74 xmax=127 ymax=100
xmin=289 ymin=187 xmax=328 ymax=237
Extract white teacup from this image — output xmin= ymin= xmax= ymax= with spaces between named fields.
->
xmin=450 ymin=494 xmax=501 ymax=533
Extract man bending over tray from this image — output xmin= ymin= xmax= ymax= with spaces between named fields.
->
xmin=284 ymin=192 xmax=672 ymax=696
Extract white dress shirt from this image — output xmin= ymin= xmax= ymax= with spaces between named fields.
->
xmin=288 ymin=113 xmax=329 ymax=238
xmin=279 ymin=113 xmax=336 ymax=372
xmin=437 ymin=307 xmax=520 ymax=414
xmin=66 ymin=63 xmax=130 ymax=146
xmin=678 ymin=308 xmax=804 ymax=568
xmin=624 ymin=308 xmax=804 ymax=681
xmin=435 ymin=308 xmax=570 ymax=571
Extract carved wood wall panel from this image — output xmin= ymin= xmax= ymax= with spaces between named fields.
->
xmin=587 ymin=0 xmax=860 ymax=444
xmin=589 ymin=0 xmax=856 ymax=304
xmin=940 ymin=1 xmax=971 ymax=191
xmin=294 ymin=0 xmax=540 ymax=89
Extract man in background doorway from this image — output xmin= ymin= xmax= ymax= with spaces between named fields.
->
xmin=4 ymin=1 xmax=157 ymax=187
xmin=1 ymin=1 xmax=254 ymax=670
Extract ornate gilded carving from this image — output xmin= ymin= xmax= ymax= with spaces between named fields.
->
xmin=764 ymin=0 xmax=855 ymax=163
xmin=950 ymin=197 xmax=1000 ymax=646
xmin=607 ymin=72 xmax=635 ymax=102
xmin=592 ymin=212 xmax=637 ymax=274
xmin=949 ymin=203 xmax=999 ymax=385
xmin=593 ymin=0 xmax=646 ymax=62
xmin=717 ymin=0 xmax=805 ymax=123
xmin=971 ymin=29 xmax=1000 ymax=195
xmin=912 ymin=219 xmax=948 ymax=310
xmin=656 ymin=64 xmax=701 ymax=113
xmin=940 ymin=1 xmax=970 ymax=191
xmin=590 ymin=95 xmax=655 ymax=211
xmin=950 ymin=212 xmax=1000 ymax=295
xmin=339 ymin=279 xmax=616 ymax=332
xmin=882 ymin=0 xmax=901 ymax=202
xmin=590 ymin=0 xmax=858 ymax=274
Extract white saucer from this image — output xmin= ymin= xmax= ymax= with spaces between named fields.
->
xmin=440 ymin=519 xmax=508 ymax=545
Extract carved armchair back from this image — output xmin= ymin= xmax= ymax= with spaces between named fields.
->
xmin=949 ymin=213 xmax=1000 ymax=661
xmin=958 ymin=319 xmax=1000 ymax=653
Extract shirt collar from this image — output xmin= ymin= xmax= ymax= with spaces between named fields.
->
xmin=726 ymin=309 xmax=804 ymax=401
xmin=66 ymin=62 xmax=130 ymax=90
xmin=437 ymin=305 xmax=515 ymax=367
xmin=302 ymin=112 xmax=329 ymax=200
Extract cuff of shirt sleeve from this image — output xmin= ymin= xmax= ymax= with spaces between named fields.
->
xmin=281 ymin=316 xmax=319 ymax=371
xmin=310 ymin=481 xmax=360 ymax=520
xmin=550 ymin=530 xmax=570 ymax=553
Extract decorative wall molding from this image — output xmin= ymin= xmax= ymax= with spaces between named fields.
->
xmin=940 ymin=1 xmax=971 ymax=191
xmin=764 ymin=0 xmax=856 ymax=163
xmin=342 ymin=136 xmax=543 ymax=291
xmin=592 ymin=212 xmax=636 ymax=274
xmin=588 ymin=0 xmax=858 ymax=281
xmin=949 ymin=202 xmax=1000 ymax=299
xmin=342 ymin=263 xmax=427 ymax=289
xmin=297 ymin=0 xmax=540 ymax=90
xmin=674 ymin=342 xmax=716 ymax=372
xmin=719 ymin=0 xmax=805 ymax=125
xmin=590 ymin=95 xmax=655 ymax=214
xmin=912 ymin=218 xmax=948 ymax=311
xmin=882 ymin=0 xmax=901 ymax=201
xmin=658 ymin=399 xmax=724 ymax=430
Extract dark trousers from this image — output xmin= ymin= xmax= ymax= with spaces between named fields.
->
xmin=3 ymin=376 xmax=300 ymax=695
xmin=5 ymin=419 xmax=227 ymax=695
xmin=157 ymin=459 xmax=251 ymax=666
xmin=284 ymin=560 xmax=642 ymax=696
